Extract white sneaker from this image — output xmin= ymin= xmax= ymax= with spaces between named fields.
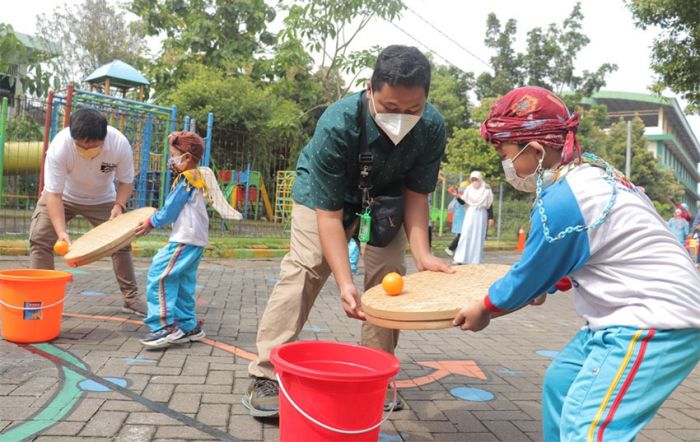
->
xmin=444 ymin=247 xmax=454 ymax=257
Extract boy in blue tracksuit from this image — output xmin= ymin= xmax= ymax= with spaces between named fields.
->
xmin=135 ymin=131 xmax=209 ymax=349
xmin=454 ymin=86 xmax=700 ymax=441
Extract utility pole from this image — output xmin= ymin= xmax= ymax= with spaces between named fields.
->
xmin=625 ymin=120 xmax=632 ymax=177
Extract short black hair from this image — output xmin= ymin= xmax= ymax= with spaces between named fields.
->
xmin=371 ymin=45 xmax=431 ymax=97
xmin=69 ymin=108 xmax=107 ymax=141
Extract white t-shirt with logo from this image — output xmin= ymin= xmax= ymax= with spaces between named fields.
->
xmin=43 ymin=126 xmax=135 ymax=205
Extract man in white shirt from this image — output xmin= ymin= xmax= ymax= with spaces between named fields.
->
xmin=29 ymin=108 xmax=146 ymax=315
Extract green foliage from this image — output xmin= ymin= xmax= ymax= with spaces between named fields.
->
xmin=130 ymin=0 xmax=275 ymax=98
xmin=605 ymin=116 xmax=684 ymax=203
xmin=0 ymin=24 xmax=59 ymax=98
xmin=475 ymin=3 xmax=617 ymax=99
xmin=429 ymin=63 xmax=475 ymax=138
xmin=444 ymin=127 xmax=502 ymax=182
xmin=278 ymin=0 xmax=404 ymax=101
xmin=36 ymin=0 xmax=148 ymax=86
xmin=6 ymin=114 xmax=43 ymax=142
xmin=167 ymin=65 xmax=303 ymax=138
xmin=626 ymin=0 xmax=700 ymax=113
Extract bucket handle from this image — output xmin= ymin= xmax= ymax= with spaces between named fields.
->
xmin=276 ymin=373 xmax=397 ymax=435
xmin=0 ymin=281 xmax=74 ymax=311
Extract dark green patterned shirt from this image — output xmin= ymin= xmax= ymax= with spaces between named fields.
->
xmin=292 ymin=91 xmax=446 ymax=210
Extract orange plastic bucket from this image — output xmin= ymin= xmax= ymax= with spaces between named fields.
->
xmin=0 ymin=269 xmax=72 ymax=343
xmin=271 ymin=341 xmax=400 ymax=442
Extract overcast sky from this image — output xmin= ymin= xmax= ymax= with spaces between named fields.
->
xmin=5 ymin=0 xmax=700 ymax=138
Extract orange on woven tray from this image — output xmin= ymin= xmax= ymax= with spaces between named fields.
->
xmin=64 ymin=207 xmax=157 ymax=267
xmin=361 ymin=264 xmax=510 ymax=330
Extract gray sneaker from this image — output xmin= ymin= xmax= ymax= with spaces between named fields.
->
xmin=172 ymin=321 xmax=205 ymax=344
xmin=241 ymin=377 xmax=280 ymax=418
xmin=122 ymin=298 xmax=147 ymax=317
xmin=444 ymin=247 xmax=454 ymax=257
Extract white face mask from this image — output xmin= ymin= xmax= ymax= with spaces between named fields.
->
xmin=502 ymin=143 xmax=556 ymax=193
xmin=369 ymin=90 xmax=421 ymax=145
xmin=167 ymin=153 xmax=186 ymax=173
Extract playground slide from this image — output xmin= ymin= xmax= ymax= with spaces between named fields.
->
xmin=2 ymin=141 xmax=43 ymax=175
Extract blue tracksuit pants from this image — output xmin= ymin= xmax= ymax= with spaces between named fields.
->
xmin=543 ymin=326 xmax=700 ymax=441
xmin=144 ymin=242 xmax=203 ymax=333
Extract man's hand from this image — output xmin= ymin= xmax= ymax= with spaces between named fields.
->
xmin=453 ymin=300 xmax=491 ymax=331
xmin=488 ymin=218 xmax=495 ymax=228
xmin=57 ymin=231 xmax=71 ymax=245
xmin=339 ymin=282 xmax=365 ymax=320
xmin=417 ymin=254 xmax=456 ymax=274
xmin=109 ymin=204 xmax=123 ymax=220
xmin=134 ymin=218 xmax=152 ymax=236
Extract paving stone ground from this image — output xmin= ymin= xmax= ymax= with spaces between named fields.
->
xmin=0 ymin=253 xmax=698 ymax=441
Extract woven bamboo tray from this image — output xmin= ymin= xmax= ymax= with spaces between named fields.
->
xmin=64 ymin=207 xmax=157 ymax=267
xmin=362 ymin=264 xmax=510 ymax=329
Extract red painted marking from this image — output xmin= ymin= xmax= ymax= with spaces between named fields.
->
xmin=63 ymin=312 xmax=487 ymax=388
xmin=395 ymin=360 xmax=487 ymax=388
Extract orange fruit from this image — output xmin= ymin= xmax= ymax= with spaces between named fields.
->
xmin=382 ymin=272 xmax=404 ymax=296
xmin=53 ymin=240 xmax=69 ymax=256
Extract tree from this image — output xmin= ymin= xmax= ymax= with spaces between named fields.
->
xmin=626 ymin=0 xmax=700 ymax=113
xmin=130 ymin=0 xmax=275 ymax=98
xmin=428 ymin=63 xmax=475 ymax=138
xmin=475 ymin=3 xmax=617 ymax=99
xmin=278 ymin=0 xmax=404 ymax=102
xmin=606 ymin=116 xmax=683 ymax=207
xmin=35 ymin=0 xmax=148 ymax=85
xmin=0 ymin=24 xmax=59 ymax=97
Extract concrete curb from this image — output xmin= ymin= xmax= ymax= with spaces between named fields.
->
xmin=0 ymin=240 xmax=290 ymax=260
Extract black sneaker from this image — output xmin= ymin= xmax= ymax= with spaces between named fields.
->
xmin=384 ymin=386 xmax=405 ymax=412
xmin=140 ymin=325 xmax=184 ymax=349
xmin=173 ymin=321 xmax=205 ymax=344
xmin=241 ymin=377 xmax=280 ymax=418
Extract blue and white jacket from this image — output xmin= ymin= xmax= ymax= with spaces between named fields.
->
xmin=486 ymin=163 xmax=700 ymax=330
xmin=148 ymin=170 xmax=209 ymax=248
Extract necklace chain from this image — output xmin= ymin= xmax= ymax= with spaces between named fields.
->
xmin=535 ymin=153 xmax=618 ymax=243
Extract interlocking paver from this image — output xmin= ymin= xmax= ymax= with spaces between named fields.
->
xmin=0 ymin=254 xmax=696 ymax=441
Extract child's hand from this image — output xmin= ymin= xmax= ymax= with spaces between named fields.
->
xmin=529 ymin=294 xmax=547 ymax=305
xmin=134 ymin=219 xmax=152 ymax=236
xmin=453 ymin=300 xmax=491 ymax=331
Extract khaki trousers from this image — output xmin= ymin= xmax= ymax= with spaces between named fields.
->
xmin=29 ymin=195 xmax=139 ymax=301
xmin=248 ymin=204 xmax=407 ymax=379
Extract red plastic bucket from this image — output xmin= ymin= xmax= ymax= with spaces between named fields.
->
xmin=271 ymin=341 xmax=400 ymax=442
xmin=0 ymin=269 xmax=72 ymax=343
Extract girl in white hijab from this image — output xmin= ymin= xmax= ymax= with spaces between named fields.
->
xmin=453 ymin=171 xmax=494 ymax=264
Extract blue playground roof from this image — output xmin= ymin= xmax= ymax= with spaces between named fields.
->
xmin=84 ymin=60 xmax=149 ymax=87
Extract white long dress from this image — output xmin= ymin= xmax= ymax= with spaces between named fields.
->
xmin=453 ymin=183 xmax=493 ymax=264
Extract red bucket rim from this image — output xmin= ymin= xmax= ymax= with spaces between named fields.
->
xmin=270 ymin=341 xmax=400 ymax=382
xmin=0 ymin=269 xmax=73 ymax=282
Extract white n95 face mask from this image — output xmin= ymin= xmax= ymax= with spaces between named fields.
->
xmin=370 ymin=91 xmax=421 ymax=145
xmin=502 ymin=143 xmax=555 ymax=193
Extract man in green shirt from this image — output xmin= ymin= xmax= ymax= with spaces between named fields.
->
xmin=244 ymin=45 xmax=453 ymax=417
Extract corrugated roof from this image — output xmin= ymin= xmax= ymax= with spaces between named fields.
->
xmin=83 ymin=60 xmax=149 ymax=87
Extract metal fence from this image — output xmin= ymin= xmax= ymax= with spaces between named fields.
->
xmin=0 ymin=92 xmax=532 ymax=241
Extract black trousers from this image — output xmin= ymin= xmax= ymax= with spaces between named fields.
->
xmin=448 ymin=234 xmax=461 ymax=251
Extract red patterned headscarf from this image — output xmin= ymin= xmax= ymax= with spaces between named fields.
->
xmin=480 ymin=86 xmax=581 ymax=164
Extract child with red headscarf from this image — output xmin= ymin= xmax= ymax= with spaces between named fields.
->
xmin=453 ymin=86 xmax=700 ymax=441
xmin=134 ymin=131 xmax=209 ymax=349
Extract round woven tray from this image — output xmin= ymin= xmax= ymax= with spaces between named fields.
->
xmin=362 ymin=264 xmax=510 ymax=327
xmin=64 ymin=207 xmax=157 ymax=267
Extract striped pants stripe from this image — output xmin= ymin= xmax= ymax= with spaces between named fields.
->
xmin=144 ymin=242 xmax=203 ymax=333
xmin=542 ymin=326 xmax=700 ymax=441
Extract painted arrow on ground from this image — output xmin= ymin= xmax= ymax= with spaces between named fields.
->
xmin=63 ymin=313 xmax=486 ymax=388
xmin=395 ymin=360 xmax=486 ymax=388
